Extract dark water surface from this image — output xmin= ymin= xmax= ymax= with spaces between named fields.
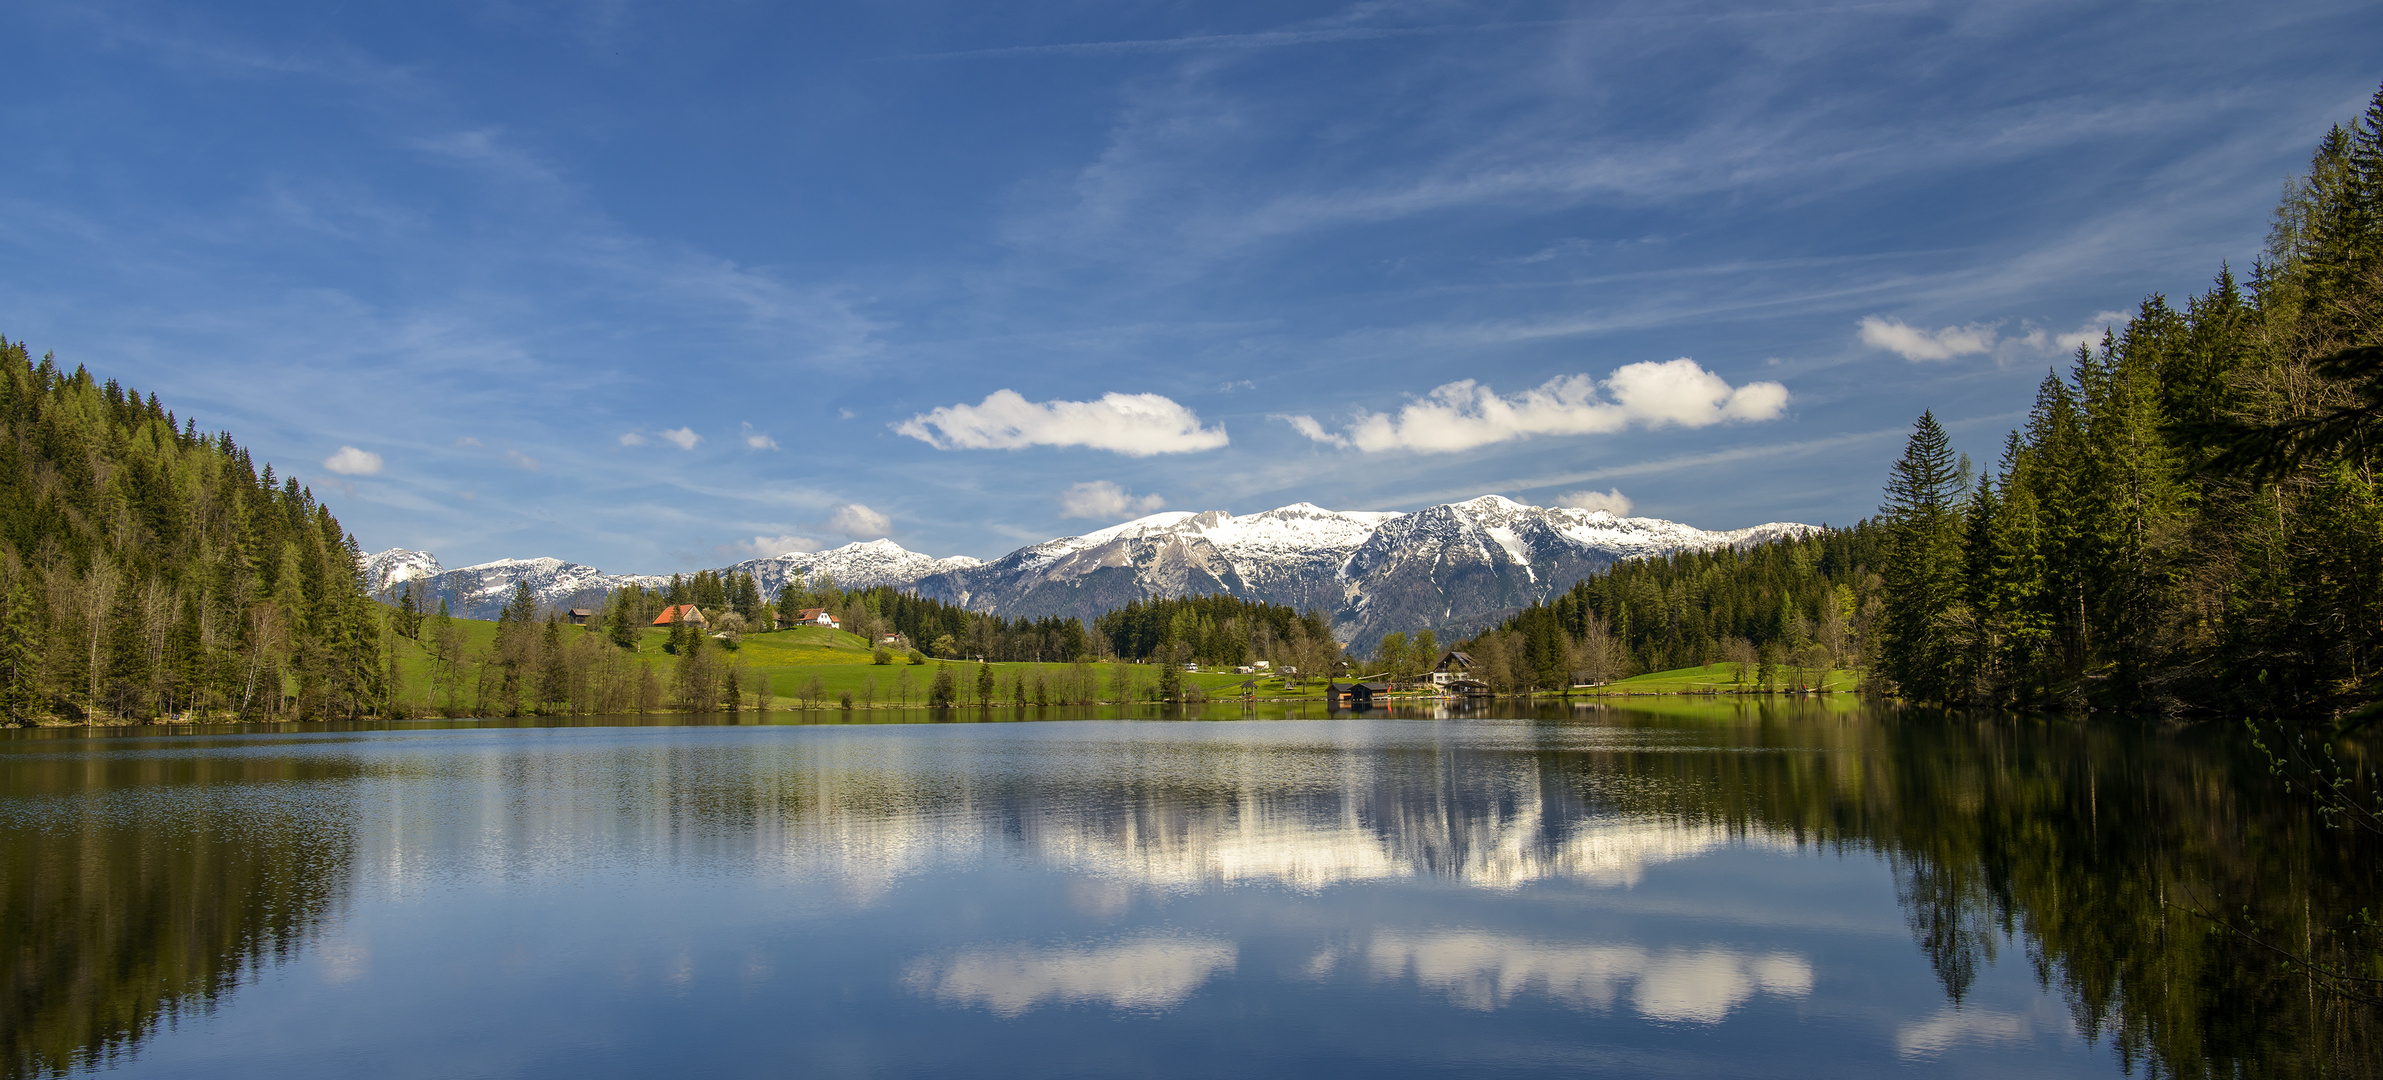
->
xmin=2 ymin=701 xmax=2373 ymax=1078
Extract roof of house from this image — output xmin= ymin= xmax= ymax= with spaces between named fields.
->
xmin=568 ymin=608 xmax=593 ymax=617
xmin=797 ymin=607 xmax=833 ymax=619
xmin=652 ymin=604 xmax=703 ymax=626
xmin=1435 ymin=650 xmax=1476 ymax=668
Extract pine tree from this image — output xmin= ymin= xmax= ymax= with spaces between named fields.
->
xmin=1880 ymin=412 xmax=1965 ymax=702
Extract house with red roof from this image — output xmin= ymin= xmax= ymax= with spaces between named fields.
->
xmin=776 ymin=607 xmax=839 ymax=630
xmin=652 ymin=604 xmax=707 ymax=628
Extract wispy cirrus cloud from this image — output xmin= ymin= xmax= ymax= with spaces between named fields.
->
xmin=1284 ymin=360 xmax=1787 ymax=454
xmin=1857 ymin=316 xmax=2000 ymax=362
xmin=896 ymin=390 xmax=1228 ymax=456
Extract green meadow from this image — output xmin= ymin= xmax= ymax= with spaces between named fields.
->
xmin=388 ymin=615 xmax=1323 ymax=714
xmin=1577 ymin=662 xmax=1863 ymax=695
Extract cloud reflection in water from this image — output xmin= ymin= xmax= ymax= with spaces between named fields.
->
xmin=1365 ymin=932 xmax=1813 ymax=1023
xmin=904 ymin=933 xmax=1237 ymax=1017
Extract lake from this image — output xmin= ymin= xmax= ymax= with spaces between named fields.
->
xmin=2 ymin=700 xmax=2373 ymax=1078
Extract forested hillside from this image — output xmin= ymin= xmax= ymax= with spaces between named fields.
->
xmin=1872 ymin=86 xmax=2383 ymax=719
xmin=1456 ymin=526 xmax=1882 ymax=691
xmin=0 ymin=341 xmax=384 ymax=722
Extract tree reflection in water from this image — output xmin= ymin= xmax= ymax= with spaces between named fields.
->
xmin=1 ymin=731 xmax=359 ymax=1079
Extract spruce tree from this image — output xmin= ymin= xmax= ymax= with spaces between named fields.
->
xmin=1880 ymin=412 xmax=1964 ymax=702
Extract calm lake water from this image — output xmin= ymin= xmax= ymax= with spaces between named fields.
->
xmin=2 ymin=700 xmax=2373 ymax=1078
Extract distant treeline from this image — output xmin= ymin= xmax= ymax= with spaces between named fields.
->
xmin=1456 ymin=527 xmax=1883 ymax=691
xmin=501 ymin=570 xmax=1348 ymax=672
xmin=0 ymin=339 xmax=386 ymax=722
xmin=1871 ymin=86 xmax=2383 ymax=718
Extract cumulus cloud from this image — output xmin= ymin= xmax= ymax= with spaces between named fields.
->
xmin=504 ymin=449 xmax=541 ymax=471
xmin=895 ymin=390 xmax=1229 ymax=456
xmin=1558 ymin=488 xmax=1633 ymax=516
xmin=322 ymin=446 xmax=383 ymax=476
xmin=2044 ymin=310 xmax=2129 ymax=353
xmin=659 ymin=427 xmax=702 ymax=451
xmin=617 ymin=432 xmax=648 ymax=447
xmin=714 ymin=533 xmax=821 ymax=561
xmin=1857 ymin=316 xmax=1999 ymax=362
xmin=1058 ymin=480 xmax=1166 ymax=520
xmin=742 ymin=422 xmax=779 ymax=450
xmin=827 ymin=503 xmax=892 ymax=538
xmin=1283 ymin=360 xmax=1786 ymax=454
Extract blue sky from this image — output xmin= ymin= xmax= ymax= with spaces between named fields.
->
xmin=3 ymin=1 xmax=2376 ymax=570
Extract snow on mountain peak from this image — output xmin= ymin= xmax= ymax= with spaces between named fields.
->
xmin=1077 ymin=511 xmax=1199 ymax=545
xmin=366 ymin=493 xmax=1817 ymax=642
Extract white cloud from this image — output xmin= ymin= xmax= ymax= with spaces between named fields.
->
xmin=1278 ymin=414 xmax=1349 ymax=448
xmin=452 ymin=436 xmax=483 ymax=448
xmin=1058 ymin=480 xmax=1166 ymax=520
xmin=2052 ymin=310 xmax=2128 ymax=353
xmin=1857 ymin=316 xmax=1999 ymax=362
xmin=714 ymin=533 xmax=821 ymax=561
xmin=1558 ymin=488 xmax=1632 ymax=516
xmin=1285 ymin=360 xmax=1787 ymax=454
xmin=742 ymin=422 xmax=779 ymax=450
xmin=322 ymin=445 xmax=383 ymax=476
xmin=838 ymin=407 xmax=856 ymax=420
xmin=827 ymin=503 xmax=892 ymax=538
xmin=617 ymin=432 xmax=648 ymax=447
xmin=504 ymin=449 xmax=541 ymax=471
xmin=895 ymin=390 xmax=1229 ymax=456
xmin=659 ymin=427 xmax=702 ymax=450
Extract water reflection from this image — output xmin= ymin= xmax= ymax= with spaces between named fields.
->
xmin=905 ymin=933 xmax=1237 ymax=1017
xmin=1361 ymin=933 xmax=1812 ymax=1022
xmin=0 ymin=739 xmax=359 ymax=1078
xmin=0 ymin=703 xmax=2374 ymax=1079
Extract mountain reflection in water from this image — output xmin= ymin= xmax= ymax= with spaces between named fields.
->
xmin=0 ymin=702 xmax=2373 ymax=1078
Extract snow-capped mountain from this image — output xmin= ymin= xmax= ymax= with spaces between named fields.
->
xmin=370 ymin=556 xmax=671 ymax=617
xmin=365 ymin=540 xmax=984 ymax=619
xmin=363 ymin=549 xmax=445 ymax=592
xmin=912 ymin=496 xmax=1815 ymax=646
xmin=716 ymin=539 xmax=984 ymax=599
xmin=365 ymin=496 xmax=1817 ymax=641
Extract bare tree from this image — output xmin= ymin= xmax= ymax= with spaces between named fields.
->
xmin=71 ymin=561 xmax=122 ymax=718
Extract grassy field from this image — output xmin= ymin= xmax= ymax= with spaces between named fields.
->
xmin=387 ymin=615 xmax=1324 ymax=714
xmin=1578 ymin=662 xmax=1864 ymax=695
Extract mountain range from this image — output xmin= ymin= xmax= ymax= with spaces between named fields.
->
xmin=366 ymin=495 xmax=1817 ymax=647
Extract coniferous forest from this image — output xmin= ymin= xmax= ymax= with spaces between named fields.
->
xmin=0 ymin=342 xmax=385 ymax=723
xmin=1870 ymin=86 xmax=2383 ymax=719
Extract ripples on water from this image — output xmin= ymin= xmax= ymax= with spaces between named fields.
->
xmin=1 ymin=701 xmax=2373 ymax=1078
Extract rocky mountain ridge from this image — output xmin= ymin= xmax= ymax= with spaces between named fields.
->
xmin=367 ymin=496 xmax=1817 ymax=646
